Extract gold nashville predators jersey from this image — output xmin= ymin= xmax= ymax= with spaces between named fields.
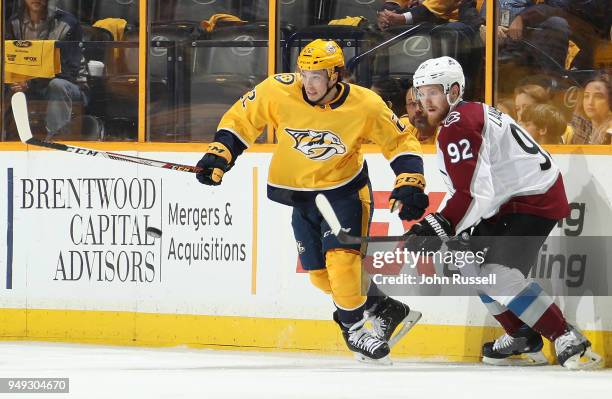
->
xmin=400 ymin=115 xmax=438 ymax=144
xmin=217 ymin=73 xmax=423 ymax=205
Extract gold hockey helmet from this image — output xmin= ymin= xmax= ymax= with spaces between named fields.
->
xmin=297 ymin=39 xmax=345 ymax=78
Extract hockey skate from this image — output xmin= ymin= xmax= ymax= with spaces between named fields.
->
xmin=554 ymin=325 xmax=603 ymax=370
xmin=367 ymin=296 xmax=422 ymax=348
xmin=333 ymin=311 xmax=391 ymax=365
xmin=482 ymin=325 xmax=548 ymax=366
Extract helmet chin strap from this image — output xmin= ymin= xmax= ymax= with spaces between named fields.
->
xmin=446 ymin=93 xmax=461 ymax=110
xmin=314 ymin=75 xmax=338 ymax=105
xmin=443 ymin=91 xmax=462 ymax=119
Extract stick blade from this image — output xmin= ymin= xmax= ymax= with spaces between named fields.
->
xmin=315 ymin=194 xmax=342 ymax=236
xmin=11 ymin=92 xmax=33 ymax=143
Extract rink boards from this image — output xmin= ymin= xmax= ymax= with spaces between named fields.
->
xmin=0 ymin=146 xmax=611 ymax=364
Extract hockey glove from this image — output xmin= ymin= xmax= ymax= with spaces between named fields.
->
xmin=403 ymin=213 xmax=453 ymax=252
xmin=389 ymin=173 xmax=429 ymax=221
xmin=195 ymin=142 xmax=233 ymax=186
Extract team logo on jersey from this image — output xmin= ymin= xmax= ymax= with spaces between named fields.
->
xmin=285 ymin=128 xmax=346 ymax=161
xmin=443 ymin=111 xmax=461 ymax=127
xmin=240 ymin=89 xmax=256 ymax=109
xmin=296 ymin=241 xmax=305 ymax=254
xmin=274 ymin=74 xmax=295 ymax=85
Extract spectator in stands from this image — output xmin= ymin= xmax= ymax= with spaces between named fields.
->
xmin=571 ymin=73 xmax=612 ymax=144
xmin=496 ymin=97 xmax=516 ymax=120
xmin=400 ymin=85 xmax=437 ymax=144
xmin=6 ymin=0 xmax=87 ymax=140
xmin=509 ymin=0 xmax=609 ymax=69
xmin=477 ymin=0 xmax=533 ymax=46
xmin=513 ymin=83 xmax=551 ymax=123
xmin=520 ymin=103 xmax=567 ymax=144
xmin=377 ymin=0 xmax=464 ymax=30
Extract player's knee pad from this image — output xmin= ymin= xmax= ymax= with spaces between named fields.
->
xmin=308 ymin=269 xmax=332 ymax=294
xmin=481 ymin=263 xmax=530 ymax=305
xmin=325 ymin=249 xmax=367 ymax=310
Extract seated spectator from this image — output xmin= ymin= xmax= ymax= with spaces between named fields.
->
xmin=571 ymin=73 xmax=612 ymax=144
xmin=478 ymin=0 xmax=535 ymax=45
xmin=510 ymin=0 xmax=609 ymax=69
xmin=495 ymin=97 xmax=516 ymax=120
xmin=377 ymin=0 xmax=463 ymax=30
xmin=5 ymin=0 xmax=87 ymax=140
xmin=520 ymin=103 xmax=567 ymax=144
xmin=513 ymin=83 xmax=551 ymax=122
xmin=400 ymin=86 xmax=437 ymax=144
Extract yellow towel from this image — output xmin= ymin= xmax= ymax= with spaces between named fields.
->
xmin=4 ymin=40 xmax=61 ymax=83
xmin=328 ymin=16 xmax=366 ymax=26
xmin=201 ymin=14 xmax=247 ymax=32
xmin=93 ymin=18 xmax=127 ymax=41
xmin=93 ymin=18 xmax=128 ymax=72
xmin=565 ymin=40 xmax=580 ymax=70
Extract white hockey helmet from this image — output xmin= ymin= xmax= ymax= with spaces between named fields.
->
xmin=413 ymin=56 xmax=465 ymax=107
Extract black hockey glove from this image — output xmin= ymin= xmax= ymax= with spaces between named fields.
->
xmin=403 ymin=213 xmax=453 ymax=252
xmin=195 ymin=142 xmax=233 ymax=186
xmin=389 ymin=173 xmax=429 ymax=221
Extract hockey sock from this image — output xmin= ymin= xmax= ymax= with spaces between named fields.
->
xmin=505 ymin=282 xmax=567 ymax=341
xmin=336 ymin=304 xmax=366 ymax=327
xmin=479 ymin=294 xmax=524 ymax=335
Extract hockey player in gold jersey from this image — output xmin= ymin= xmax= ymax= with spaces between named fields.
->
xmin=195 ymin=39 xmax=427 ymax=362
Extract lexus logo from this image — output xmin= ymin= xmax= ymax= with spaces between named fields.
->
xmin=150 ymin=36 xmax=168 ymax=57
xmin=564 ymin=86 xmax=579 ymax=109
xmin=231 ymin=35 xmax=255 ymax=57
xmin=402 ymin=36 xmax=431 ymax=58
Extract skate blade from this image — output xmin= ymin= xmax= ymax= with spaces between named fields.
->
xmin=483 ymin=351 xmax=548 ymax=366
xmin=353 ymin=353 xmax=393 ymax=366
xmin=562 ymin=348 xmax=604 ymax=370
xmin=388 ymin=310 xmax=422 ymax=348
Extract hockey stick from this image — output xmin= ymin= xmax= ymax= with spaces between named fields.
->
xmin=11 ymin=92 xmax=202 ymax=174
xmin=315 ymin=193 xmax=470 ymax=245
xmin=315 ymin=193 xmax=410 ymax=244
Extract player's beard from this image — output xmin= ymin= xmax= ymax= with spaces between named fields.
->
xmin=426 ymin=110 xmax=443 ymax=127
xmin=426 ymin=104 xmax=450 ymax=127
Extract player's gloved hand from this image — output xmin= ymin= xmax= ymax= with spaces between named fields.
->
xmin=195 ymin=142 xmax=233 ymax=186
xmin=389 ymin=173 xmax=429 ymax=221
xmin=403 ymin=213 xmax=453 ymax=252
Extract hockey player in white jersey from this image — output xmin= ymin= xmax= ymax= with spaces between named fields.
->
xmin=405 ymin=56 xmax=603 ymax=369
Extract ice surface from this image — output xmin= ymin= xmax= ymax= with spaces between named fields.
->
xmin=0 ymin=342 xmax=610 ymax=399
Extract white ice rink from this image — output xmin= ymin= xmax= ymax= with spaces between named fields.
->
xmin=1 ymin=342 xmax=610 ymax=399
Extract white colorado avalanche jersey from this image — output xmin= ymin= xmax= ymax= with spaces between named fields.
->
xmin=435 ymin=102 xmax=569 ymax=233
